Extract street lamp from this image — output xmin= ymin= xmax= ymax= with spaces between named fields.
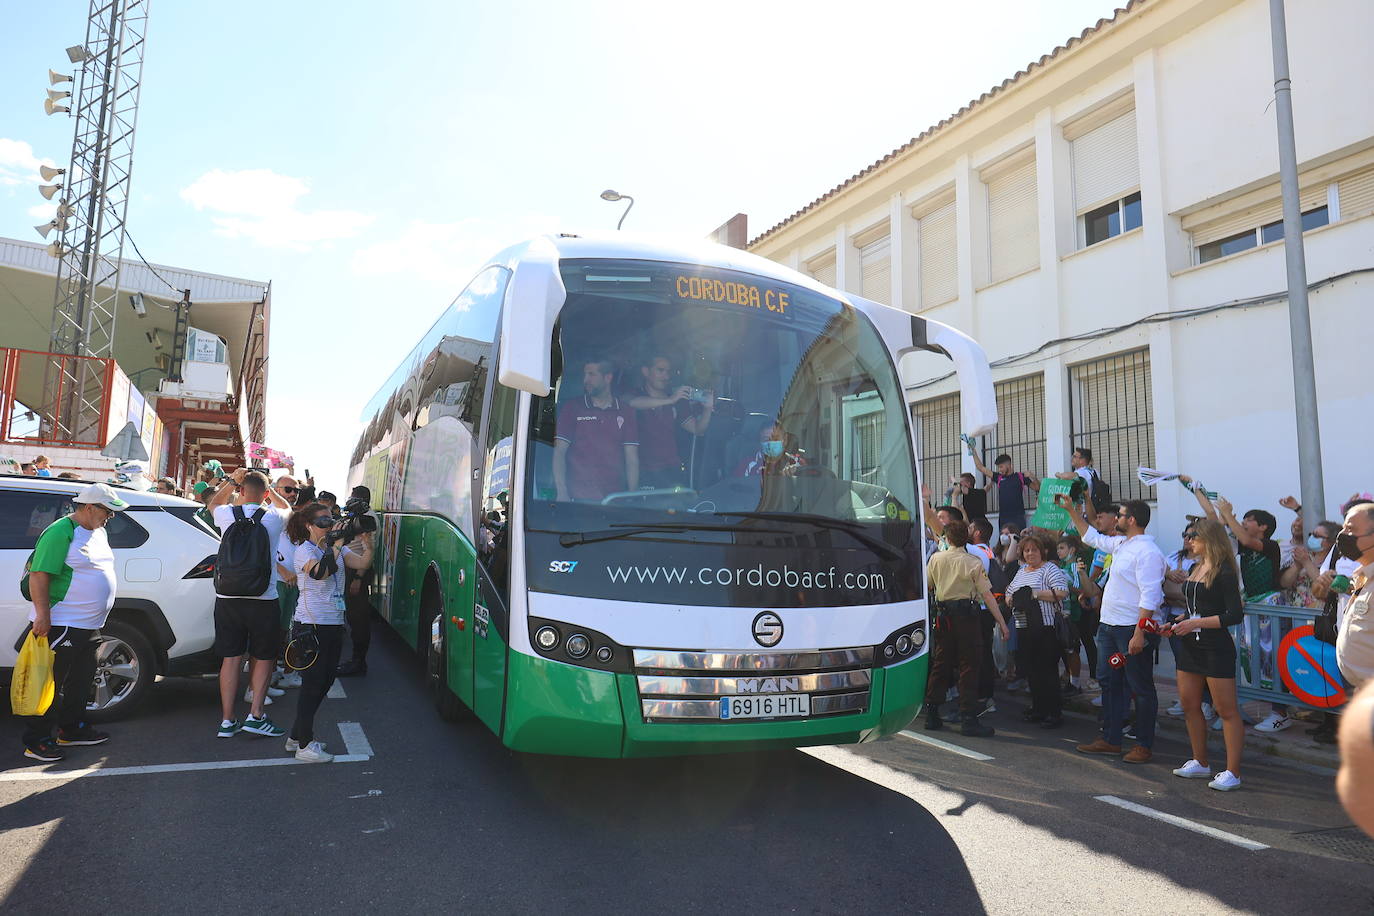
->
xmin=600 ymin=189 xmax=634 ymax=230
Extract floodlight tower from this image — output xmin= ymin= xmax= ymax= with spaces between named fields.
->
xmin=40 ymin=0 xmax=149 ymax=444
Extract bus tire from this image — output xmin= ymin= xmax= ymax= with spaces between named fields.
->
xmin=427 ymin=608 xmax=471 ymax=723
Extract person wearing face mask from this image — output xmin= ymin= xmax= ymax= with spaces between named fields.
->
xmin=736 ymin=422 xmax=803 ymax=477
xmin=1327 ymin=503 xmax=1374 ymax=690
xmin=18 ymin=484 xmax=129 ymax=761
xmin=1282 ymin=518 xmax=1342 ymax=609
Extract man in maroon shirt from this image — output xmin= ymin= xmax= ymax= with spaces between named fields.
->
xmin=629 ymin=355 xmax=714 ymax=489
xmin=553 ymin=358 xmax=640 ymax=502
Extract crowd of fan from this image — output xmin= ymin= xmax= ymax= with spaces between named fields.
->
xmin=920 ymin=445 xmax=1374 ymax=793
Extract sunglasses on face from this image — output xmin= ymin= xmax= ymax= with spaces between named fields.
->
xmin=282 ymin=486 xmax=299 ymax=494
xmin=311 ymin=517 xmax=334 ymax=529
xmin=1182 ymin=532 xmax=1198 ymax=541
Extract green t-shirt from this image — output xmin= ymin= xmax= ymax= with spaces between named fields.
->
xmin=28 ymin=517 xmax=78 ymax=604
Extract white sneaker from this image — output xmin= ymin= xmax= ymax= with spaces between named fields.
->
xmin=1201 ymin=702 xmax=1216 ymax=720
xmin=1254 ymin=712 xmax=1292 ymax=733
xmin=284 ymin=737 xmax=322 ymax=753
xmin=277 ymin=671 xmax=303 ymax=689
xmin=1209 ymin=770 xmax=1242 ymax=791
xmin=243 ymin=688 xmax=273 ymax=706
xmin=1091 ymin=695 xmax=1103 ymax=707
xmin=1172 ymin=759 xmax=1212 ymax=779
xmin=1166 ymin=700 xmax=1185 ymax=717
xmin=295 ymin=740 xmax=334 ymax=763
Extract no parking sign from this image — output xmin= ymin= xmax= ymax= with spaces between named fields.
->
xmin=1277 ymin=625 xmax=1348 ymax=708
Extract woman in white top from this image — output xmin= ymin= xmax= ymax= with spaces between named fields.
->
xmin=286 ymin=503 xmax=373 ymax=762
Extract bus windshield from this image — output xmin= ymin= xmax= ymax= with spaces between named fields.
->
xmin=522 ymin=259 xmax=919 ymax=606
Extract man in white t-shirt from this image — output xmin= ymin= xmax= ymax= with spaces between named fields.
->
xmin=21 ymin=483 xmax=129 ymax=762
xmin=208 ymin=468 xmax=292 ymax=739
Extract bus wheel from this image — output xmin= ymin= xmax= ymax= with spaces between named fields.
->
xmin=428 ymin=612 xmax=469 ymax=722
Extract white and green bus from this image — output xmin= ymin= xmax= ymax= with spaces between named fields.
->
xmin=348 ymin=234 xmax=995 ymax=757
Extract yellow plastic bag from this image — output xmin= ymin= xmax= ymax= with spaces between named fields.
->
xmin=10 ymin=632 xmax=56 ymax=716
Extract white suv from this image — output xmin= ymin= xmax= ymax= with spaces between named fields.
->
xmin=1 ymin=474 xmax=221 ymax=721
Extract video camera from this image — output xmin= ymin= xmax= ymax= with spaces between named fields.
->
xmin=325 ymin=496 xmax=377 ymax=546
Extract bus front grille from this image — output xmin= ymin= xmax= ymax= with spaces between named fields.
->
xmin=632 ymin=648 xmax=873 ymax=723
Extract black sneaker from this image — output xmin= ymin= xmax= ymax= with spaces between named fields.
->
xmin=336 ymin=659 xmax=368 ymax=677
xmin=961 ymin=720 xmax=995 ymax=738
xmin=1122 ymin=723 xmax=1138 ymax=741
xmin=923 ymin=706 xmax=943 ymax=731
xmin=23 ymin=739 xmax=65 ymax=762
xmin=57 ymin=724 xmax=110 ymax=746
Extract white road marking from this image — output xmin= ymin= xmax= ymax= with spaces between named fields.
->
xmin=0 ymin=754 xmax=370 ymax=783
xmin=337 ymin=721 xmax=374 ymax=758
xmin=362 ymin=818 xmax=393 ymax=835
xmin=348 ymin=789 xmax=383 ymax=799
xmin=1094 ymin=795 xmax=1270 ymax=851
xmin=327 ymin=681 xmax=347 ymax=699
xmin=898 ymin=729 xmax=995 ymax=761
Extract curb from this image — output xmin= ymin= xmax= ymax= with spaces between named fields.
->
xmin=1059 ymin=694 xmax=1339 ymax=770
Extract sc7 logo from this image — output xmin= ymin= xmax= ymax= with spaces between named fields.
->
xmin=548 ymin=561 xmax=579 ymax=574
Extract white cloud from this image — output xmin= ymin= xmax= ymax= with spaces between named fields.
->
xmin=28 ymin=203 xmax=55 ymax=221
xmin=351 ymin=214 xmax=563 ymax=290
xmin=179 ymin=168 xmax=373 ymax=251
xmin=0 ymin=138 xmax=61 ymax=188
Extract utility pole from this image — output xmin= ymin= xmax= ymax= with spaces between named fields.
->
xmin=1268 ymin=0 xmax=1325 ymax=527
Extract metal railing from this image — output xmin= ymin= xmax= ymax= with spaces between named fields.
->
xmin=1 ymin=347 xmax=115 ymax=448
xmin=1232 ymin=602 xmax=1347 ymax=712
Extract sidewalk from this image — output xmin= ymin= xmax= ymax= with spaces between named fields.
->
xmin=1051 ymin=648 xmax=1340 ymax=769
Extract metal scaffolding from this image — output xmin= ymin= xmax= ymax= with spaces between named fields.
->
xmin=41 ymin=0 xmax=149 ymax=445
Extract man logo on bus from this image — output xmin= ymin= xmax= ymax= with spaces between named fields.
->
xmin=752 ymin=611 xmax=784 ymax=648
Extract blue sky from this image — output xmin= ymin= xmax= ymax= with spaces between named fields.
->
xmin=1 ymin=0 xmax=1118 ymax=488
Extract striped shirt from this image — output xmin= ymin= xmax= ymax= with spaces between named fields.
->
xmin=292 ymin=540 xmax=357 ymax=626
xmin=1008 ymin=563 xmax=1069 ymax=628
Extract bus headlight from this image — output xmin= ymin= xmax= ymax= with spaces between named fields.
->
xmin=565 ymin=634 xmax=591 ymax=659
xmin=910 ymin=628 xmax=925 ymax=650
xmin=896 ymin=635 xmax=912 ymax=655
xmin=535 ymin=626 xmax=560 ymax=651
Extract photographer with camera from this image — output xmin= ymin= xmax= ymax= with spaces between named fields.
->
xmin=286 ymin=503 xmax=374 ymax=762
xmin=336 ymin=486 xmax=379 ymax=677
xmin=629 ymin=354 xmax=715 ymax=490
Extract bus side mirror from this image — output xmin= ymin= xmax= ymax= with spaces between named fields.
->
xmin=497 ymin=237 xmax=566 ymax=396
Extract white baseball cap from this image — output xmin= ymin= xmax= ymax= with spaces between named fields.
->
xmin=72 ymin=483 xmax=130 ymax=511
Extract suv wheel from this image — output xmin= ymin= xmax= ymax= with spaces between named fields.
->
xmin=84 ymin=619 xmax=156 ymax=722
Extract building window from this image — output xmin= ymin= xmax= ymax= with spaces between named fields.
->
xmin=1338 ymin=165 xmax=1374 ymax=219
xmin=1070 ymin=108 xmax=1141 ymax=250
xmin=915 ymin=195 xmax=958 ymax=308
xmin=808 ymin=252 xmax=837 ymax=289
xmin=912 ymin=392 xmax=961 ymax=499
xmin=1195 ymin=204 xmax=1329 ymax=264
xmin=851 ymin=410 xmax=886 ymax=483
xmin=981 ymin=374 xmax=1046 ymax=516
xmin=857 ymin=234 xmax=891 ymax=305
xmin=1068 ymin=349 xmax=1154 ymax=504
xmin=985 ymin=154 xmax=1039 ymax=281
xmin=1083 ymin=192 xmax=1142 ymax=246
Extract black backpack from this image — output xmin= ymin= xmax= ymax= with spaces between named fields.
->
xmin=214 ymin=506 xmax=272 ymax=596
xmin=1085 ymin=467 xmax=1113 ymax=512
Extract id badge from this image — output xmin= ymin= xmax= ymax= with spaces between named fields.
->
xmin=334 ymin=594 xmax=346 ymax=613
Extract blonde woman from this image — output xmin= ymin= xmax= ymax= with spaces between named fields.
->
xmin=1169 ymin=519 xmax=1246 ymax=790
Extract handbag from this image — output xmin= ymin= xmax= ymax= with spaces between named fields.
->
xmin=1040 ymin=567 xmax=1078 ymax=654
xmin=1313 ymin=550 xmax=1341 ymax=645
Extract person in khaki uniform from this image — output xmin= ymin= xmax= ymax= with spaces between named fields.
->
xmin=924 ymin=520 xmax=1010 ymax=738
xmin=1335 ymin=503 xmax=1374 ymax=687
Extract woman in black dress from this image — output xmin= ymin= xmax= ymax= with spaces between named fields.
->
xmin=1169 ymin=519 xmax=1246 ymax=790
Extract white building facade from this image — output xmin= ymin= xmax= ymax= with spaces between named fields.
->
xmin=748 ymin=0 xmax=1374 ymax=541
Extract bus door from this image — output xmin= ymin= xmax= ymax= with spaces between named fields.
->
xmin=473 ymin=378 xmax=519 ymax=733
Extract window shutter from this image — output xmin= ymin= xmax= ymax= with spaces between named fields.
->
xmin=809 ymin=254 xmax=837 ymax=289
xmin=1071 ymin=111 xmax=1139 ymax=211
xmin=986 ymin=158 xmax=1039 ymax=281
xmin=918 ymin=200 xmax=958 ymax=307
xmin=1339 ymin=166 xmax=1374 ymax=219
xmin=859 ymin=235 xmax=891 ymax=304
xmin=1188 ymin=184 xmax=1328 ymax=247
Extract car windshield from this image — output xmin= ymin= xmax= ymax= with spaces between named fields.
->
xmin=523 ymin=258 xmax=917 ymax=553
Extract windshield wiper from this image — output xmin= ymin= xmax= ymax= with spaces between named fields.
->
xmin=557 ymin=522 xmax=784 ymax=547
xmin=714 ymin=511 xmax=906 ymax=561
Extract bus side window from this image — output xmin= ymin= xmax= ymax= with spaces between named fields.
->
xmin=478 ymin=381 xmax=519 ymax=604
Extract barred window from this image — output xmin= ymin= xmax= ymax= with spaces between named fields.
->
xmin=1068 ymin=349 xmax=1155 ymax=503
xmin=982 ymin=374 xmax=1046 ymax=514
xmin=851 ymin=411 xmax=886 ymax=483
xmin=912 ymin=392 xmax=962 ymax=502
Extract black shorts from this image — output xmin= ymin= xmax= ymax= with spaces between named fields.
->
xmin=213 ymin=597 xmax=282 ymax=660
xmin=1174 ymin=632 xmax=1237 ymax=680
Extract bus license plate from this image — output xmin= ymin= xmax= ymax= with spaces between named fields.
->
xmin=719 ymin=694 xmax=810 ymax=720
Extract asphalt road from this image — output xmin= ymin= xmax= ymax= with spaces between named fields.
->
xmin=2 ymin=625 xmax=1371 ymax=915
